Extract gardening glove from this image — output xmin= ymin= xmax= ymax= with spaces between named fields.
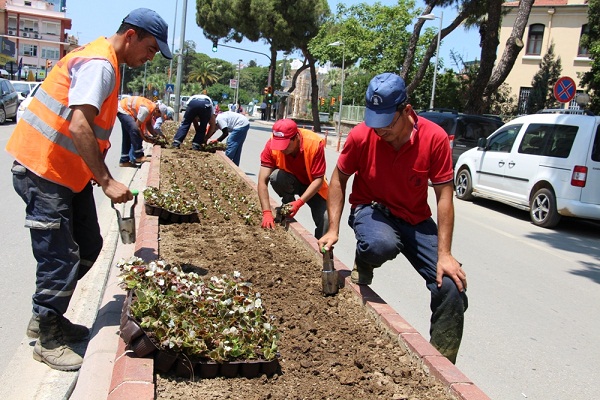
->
xmin=261 ymin=210 xmax=275 ymax=229
xmin=287 ymin=199 xmax=305 ymax=218
xmin=208 ymin=139 xmax=218 ymax=144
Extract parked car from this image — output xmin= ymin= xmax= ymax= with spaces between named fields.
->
xmin=16 ymin=82 xmax=41 ymax=123
xmin=180 ymin=95 xmax=190 ymax=111
xmin=453 ymin=110 xmax=600 ymax=228
xmin=0 ymin=78 xmax=19 ymax=124
xmin=417 ymin=109 xmax=504 ymax=165
xmin=10 ymin=80 xmax=40 ymax=104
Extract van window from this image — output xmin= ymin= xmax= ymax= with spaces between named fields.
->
xmin=487 ymin=125 xmax=521 ymax=152
xmin=592 ymin=125 xmax=600 ymax=162
xmin=518 ymin=123 xmax=578 ymax=158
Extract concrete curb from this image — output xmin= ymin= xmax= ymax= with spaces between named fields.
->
xmin=105 ymin=146 xmax=490 ymax=400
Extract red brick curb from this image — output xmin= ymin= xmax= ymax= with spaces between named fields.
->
xmin=107 ymin=146 xmax=161 ymax=400
xmin=107 ymin=148 xmax=490 ymax=400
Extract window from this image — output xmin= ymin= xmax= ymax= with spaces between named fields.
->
xmin=42 ymin=47 xmax=60 ymax=60
xmin=42 ymin=21 xmax=60 ymax=36
xmin=518 ymin=124 xmax=578 ymax=158
xmin=578 ymin=24 xmax=589 ymax=57
xmin=592 ymin=125 xmax=600 ymax=162
xmin=19 ymin=19 xmax=39 ymax=33
xmin=487 ymin=125 xmax=522 ymax=153
xmin=22 ymin=44 xmax=37 ymax=57
xmin=7 ymin=17 xmax=17 ymax=30
xmin=526 ymin=24 xmax=545 ymax=55
xmin=1 ymin=80 xmax=14 ymax=95
xmin=518 ymin=87 xmax=531 ymax=115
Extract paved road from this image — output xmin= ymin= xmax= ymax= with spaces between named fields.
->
xmin=236 ymin=121 xmax=600 ymax=400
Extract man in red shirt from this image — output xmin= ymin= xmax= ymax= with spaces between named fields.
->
xmin=317 ymin=73 xmax=468 ymax=364
xmin=259 ymin=119 xmax=328 ymax=238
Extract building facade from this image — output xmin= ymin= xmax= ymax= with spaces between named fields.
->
xmin=498 ymin=0 xmax=591 ymax=113
xmin=0 ymin=0 xmax=73 ymax=80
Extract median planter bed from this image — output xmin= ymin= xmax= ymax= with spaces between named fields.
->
xmin=152 ymin=148 xmax=455 ymax=399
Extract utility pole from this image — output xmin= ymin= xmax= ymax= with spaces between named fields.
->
xmin=173 ymin=0 xmax=188 ymax=122
xmin=167 ymin=0 xmax=178 ymax=106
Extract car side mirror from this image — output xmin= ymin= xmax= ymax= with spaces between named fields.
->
xmin=477 ymin=137 xmax=487 ymax=149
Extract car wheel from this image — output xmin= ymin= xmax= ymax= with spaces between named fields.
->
xmin=455 ymin=168 xmax=474 ymax=200
xmin=530 ymin=188 xmax=561 ymax=228
xmin=0 ymin=107 xmax=6 ymax=124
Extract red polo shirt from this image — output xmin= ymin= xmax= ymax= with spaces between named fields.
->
xmin=337 ymin=117 xmax=453 ymax=225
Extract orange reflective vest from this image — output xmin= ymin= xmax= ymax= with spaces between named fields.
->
xmin=271 ymin=128 xmax=328 ymax=200
xmin=6 ymin=37 xmax=120 ymax=192
xmin=119 ymin=96 xmax=156 ymax=134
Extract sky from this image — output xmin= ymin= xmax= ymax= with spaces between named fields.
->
xmin=65 ymin=0 xmax=481 ymax=69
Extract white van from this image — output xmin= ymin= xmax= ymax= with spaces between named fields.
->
xmin=454 ymin=110 xmax=600 ymax=228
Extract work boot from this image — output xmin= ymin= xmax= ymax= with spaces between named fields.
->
xmin=350 ymin=259 xmax=375 ymax=285
xmin=32 ymin=315 xmax=83 ymax=371
xmin=27 ymin=314 xmax=89 ymax=342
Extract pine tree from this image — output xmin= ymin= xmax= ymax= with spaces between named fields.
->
xmin=526 ymin=43 xmax=562 ymax=114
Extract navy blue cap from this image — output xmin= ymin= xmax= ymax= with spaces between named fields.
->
xmin=364 ymin=73 xmax=407 ymax=128
xmin=123 ymin=8 xmax=172 ymax=59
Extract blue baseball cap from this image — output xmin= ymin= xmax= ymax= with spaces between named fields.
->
xmin=123 ymin=8 xmax=172 ymax=59
xmin=364 ymin=73 xmax=407 ymax=128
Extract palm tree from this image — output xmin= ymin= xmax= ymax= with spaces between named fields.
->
xmin=188 ymin=60 xmax=220 ymax=86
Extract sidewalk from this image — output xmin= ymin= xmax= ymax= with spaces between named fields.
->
xmin=87 ymin=138 xmax=490 ymax=400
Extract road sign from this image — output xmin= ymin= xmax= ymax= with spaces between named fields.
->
xmin=274 ymin=90 xmax=290 ymax=96
xmin=165 ymin=84 xmax=174 ymax=94
xmin=554 ymin=76 xmax=576 ymax=103
xmin=4 ymin=61 xmax=16 ymax=74
xmin=229 ymin=79 xmax=238 ymax=89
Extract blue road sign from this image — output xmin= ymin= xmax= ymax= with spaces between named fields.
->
xmin=553 ymin=76 xmax=576 ymax=103
xmin=165 ymin=84 xmax=174 ymax=94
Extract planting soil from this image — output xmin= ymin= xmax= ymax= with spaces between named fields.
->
xmin=153 ymin=146 xmax=454 ymax=400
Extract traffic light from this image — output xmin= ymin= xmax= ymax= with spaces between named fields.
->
xmin=46 ymin=59 xmax=52 ymax=69
xmin=320 ymin=97 xmax=325 ymax=106
xmin=211 ymin=39 xmax=218 ymax=52
xmin=263 ymin=86 xmax=269 ymax=95
xmin=267 ymin=85 xmax=273 ymax=94
xmin=330 ymin=96 xmax=336 ymax=106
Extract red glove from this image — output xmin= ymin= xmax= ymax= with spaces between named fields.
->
xmin=261 ymin=210 xmax=275 ymax=229
xmin=288 ymin=199 xmax=305 ymax=218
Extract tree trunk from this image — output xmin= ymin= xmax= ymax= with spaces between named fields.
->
xmin=465 ymin=0 xmax=534 ymax=113
xmin=305 ymin=52 xmax=322 ymax=132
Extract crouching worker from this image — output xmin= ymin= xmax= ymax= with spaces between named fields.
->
xmin=117 ymin=96 xmax=164 ymax=167
xmin=317 ymin=73 xmax=468 ymax=363
xmin=258 ymin=119 xmax=328 ymax=239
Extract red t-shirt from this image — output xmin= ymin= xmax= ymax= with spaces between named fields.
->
xmin=337 ymin=117 xmax=453 ymax=225
xmin=260 ymin=135 xmax=326 ymax=186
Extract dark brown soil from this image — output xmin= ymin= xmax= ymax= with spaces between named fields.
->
xmin=154 ymin=147 xmax=454 ymax=400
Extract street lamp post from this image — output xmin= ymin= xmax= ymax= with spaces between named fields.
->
xmin=418 ymin=11 xmax=443 ymax=109
xmin=328 ymin=40 xmax=345 ymax=152
xmin=234 ymin=59 xmax=242 ymax=108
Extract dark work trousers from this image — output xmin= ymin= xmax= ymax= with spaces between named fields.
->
xmin=11 ymin=162 xmax=103 ymax=318
xmin=269 ymin=169 xmax=328 ymax=239
xmin=349 ymin=203 xmax=468 ymax=363
xmin=173 ymin=98 xmax=213 ymax=148
xmin=117 ymin=112 xmax=144 ymax=163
